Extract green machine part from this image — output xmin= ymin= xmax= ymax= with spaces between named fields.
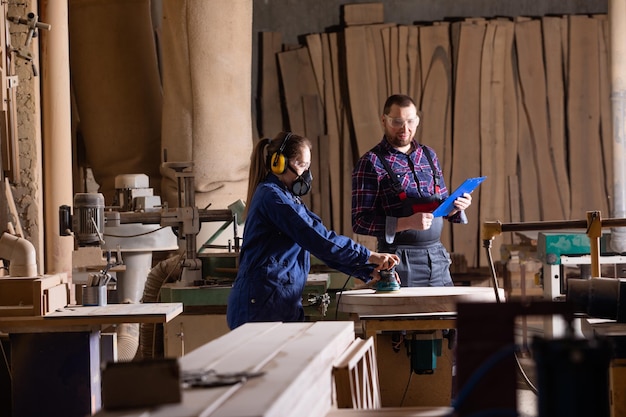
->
xmin=537 ymin=232 xmax=613 ymax=265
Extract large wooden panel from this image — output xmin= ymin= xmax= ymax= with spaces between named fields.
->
xmin=568 ymin=15 xmax=607 ymax=217
xmin=277 ymin=47 xmax=320 ymax=135
xmin=345 ymin=25 xmax=389 ymax=156
xmin=259 ymin=32 xmax=284 ymax=137
xmin=419 ymin=23 xmax=452 ymax=250
xmin=515 ymin=19 xmax=564 ymax=221
xmin=306 ymin=34 xmax=325 ymax=104
xmin=596 ymin=15 xmax=613 ymax=214
xmin=407 ymin=25 xmax=420 ymax=102
xmin=479 ymin=20 xmax=509 ymax=266
xmin=323 ymin=33 xmax=343 ymax=231
xmin=498 ymin=20 xmax=520 ymax=239
xmin=367 ymin=24 xmax=396 ymax=113
xmin=542 ymin=17 xmax=571 ymax=220
xmin=451 ymin=21 xmax=485 ymax=266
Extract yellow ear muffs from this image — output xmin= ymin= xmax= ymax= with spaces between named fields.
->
xmin=270 ymin=132 xmax=292 ymax=174
xmin=270 ymin=152 xmax=287 ymax=174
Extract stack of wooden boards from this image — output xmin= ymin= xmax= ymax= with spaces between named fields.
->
xmin=257 ymin=2 xmax=611 ymax=269
xmin=95 ymin=321 xmax=356 ymax=417
xmin=0 ymin=272 xmax=69 ymax=316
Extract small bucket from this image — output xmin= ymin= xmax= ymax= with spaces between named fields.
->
xmin=82 ymin=285 xmax=107 ymax=306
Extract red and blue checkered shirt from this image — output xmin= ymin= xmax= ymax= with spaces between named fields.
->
xmin=352 ymin=137 xmax=465 ymax=238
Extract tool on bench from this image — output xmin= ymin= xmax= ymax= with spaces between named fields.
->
xmin=375 ymin=266 xmax=401 ymax=292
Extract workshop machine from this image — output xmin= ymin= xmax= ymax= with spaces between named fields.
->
xmin=61 ymin=160 xmax=332 ymax=357
xmin=477 ymin=211 xmax=626 ymax=417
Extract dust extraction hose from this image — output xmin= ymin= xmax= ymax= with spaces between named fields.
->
xmin=134 ymin=254 xmax=182 ymax=360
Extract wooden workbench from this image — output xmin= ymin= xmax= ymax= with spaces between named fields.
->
xmin=0 ymin=302 xmax=183 ymax=417
xmin=338 ymin=287 xmax=503 ymax=316
xmin=338 ymin=287 xmax=503 ymax=339
xmin=0 ymin=302 xmax=183 ymax=332
xmin=337 ymin=286 xmax=504 ymax=407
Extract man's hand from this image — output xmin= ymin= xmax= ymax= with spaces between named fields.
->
xmin=398 ymin=212 xmax=434 ymax=231
xmin=449 ymin=192 xmax=472 ymax=216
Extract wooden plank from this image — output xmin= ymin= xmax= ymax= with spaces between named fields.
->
xmin=331 ymin=33 xmax=355 ymax=235
xmin=323 ymin=33 xmax=342 ymax=231
xmin=342 ymin=110 xmax=355 ymax=236
xmin=212 ymin=322 xmax=354 ymax=417
xmin=542 ymin=16 xmax=570 ymax=220
xmin=343 ymin=3 xmax=384 ymax=27
xmin=500 ymin=20 xmax=518 ymax=242
xmin=596 ymin=15 xmax=613 ymax=214
xmin=318 ymin=134 xmax=332 ymax=226
xmin=450 ymin=21 xmax=485 ymax=267
xmin=277 ymin=47 xmax=320 ymax=136
xmin=419 ymin=23 xmax=452 ymax=187
xmin=478 ymin=21 xmax=500 ymax=266
xmin=345 ymin=25 xmax=383 ymax=157
xmin=180 ymin=322 xmax=284 ymax=372
xmin=139 ymin=322 xmax=308 ymax=417
xmin=386 ymin=26 xmax=400 ymax=95
xmin=306 ymin=34 xmax=325 ymax=105
xmin=366 ymin=24 xmax=395 ymax=114
xmin=259 ymin=32 xmax=284 ymax=137
xmin=508 ymin=176 xmax=521 ymax=223
xmin=0 ymin=302 xmax=183 ymax=333
xmin=398 ymin=25 xmax=409 ymax=94
xmin=337 ymin=287 xmax=504 ymax=315
xmin=381 ymin=27 xmax=392 ymax=98
xmin=516 ymin=73 xmax=540 ymax=222
xmin=515 ymin=19 xmax=564 ymax=221
xmin=303 ymin=94 xmax=327 ymax=220
xmin=418 ymin=23 xmax=452 ymax=250
xmin=568 ymin=15 xmax=607 ymax=216
xmin=407 ymin=25 xmax=420 ymax=104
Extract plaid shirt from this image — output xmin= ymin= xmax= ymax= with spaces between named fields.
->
xmin=352 ymin=137 xmax=464 ymax=238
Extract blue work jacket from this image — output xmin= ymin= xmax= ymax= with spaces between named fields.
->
xmin=226 ymin=174 xmax=372 ymax=329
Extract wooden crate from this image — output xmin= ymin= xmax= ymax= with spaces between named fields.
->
xmin=0 ymin=273 xmax=69 ymax=316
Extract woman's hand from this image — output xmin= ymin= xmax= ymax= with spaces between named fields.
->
xmin=367 ymin=252 xmax=399 ymax=271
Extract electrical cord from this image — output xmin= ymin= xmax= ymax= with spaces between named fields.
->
xmin=399 ymin=361 xmax=413 ymax=406
xmin=484 ymin=241 xmax=538 ymax=395
xmin=333 ymin=263 xmax=377 ymax=320
xmin=104 ymin=226 xmax=169 ymax=238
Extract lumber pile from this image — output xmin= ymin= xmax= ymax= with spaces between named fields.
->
xmin=256 ymin=3 xmax=611 ymax=269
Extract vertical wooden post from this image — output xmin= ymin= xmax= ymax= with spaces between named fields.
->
xmin=40 ymin=0 xmax=74 ymax=279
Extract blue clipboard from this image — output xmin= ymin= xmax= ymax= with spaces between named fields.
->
xmin=432 ymin=176 xmax=486 ymax=217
